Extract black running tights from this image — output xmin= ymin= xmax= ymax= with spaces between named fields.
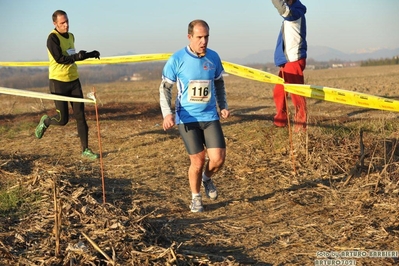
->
xmin=48 ymin=78 xmax=89 ymax=151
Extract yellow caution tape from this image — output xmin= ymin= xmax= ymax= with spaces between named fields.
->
xmin=0 ymin=87 xmax=95 ymax=103
xmin=222 ymin=61 xmax=284 ymax=84
xmin=284 ymin=83 xmax=399 ymax=112
xmin=0 ymin=53 xmax=173 ymax=67
xmin=219 ymin=62 xmax=399 ymax=112
xmin=0 ymin=61 xmax=50 ymax=67
xmin=76 ymin=53 xmax=173 ymax=65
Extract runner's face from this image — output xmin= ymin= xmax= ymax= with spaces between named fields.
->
xmin=54 ymin=14 xmax=69 ymax=34
xmin=188 ymin=24 xmax=209 ymax=56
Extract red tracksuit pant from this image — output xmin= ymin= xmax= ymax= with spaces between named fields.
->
xmin=273 ymin=58 xmax=307 ymax=130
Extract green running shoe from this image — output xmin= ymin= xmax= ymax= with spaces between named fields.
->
xmin=82 ymin=148 xmax=99 ymax=160
xmin=35 ymin=115 xmax=48 ymax=139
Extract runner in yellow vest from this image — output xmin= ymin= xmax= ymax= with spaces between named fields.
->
xmin=35 ymin=10 xmax=100 ymax=159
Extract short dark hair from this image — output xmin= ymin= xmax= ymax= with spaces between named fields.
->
xmin=52 ymin=10 xmax=67 ymax=22
xmin=188 ymin=20 xmax=209 ymax=35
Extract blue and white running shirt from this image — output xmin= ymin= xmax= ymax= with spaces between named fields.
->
xmin=162 ymin=46 xmax=224 ymax=124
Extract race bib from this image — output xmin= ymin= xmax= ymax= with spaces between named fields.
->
xmin=187 ymin=80 xmax=211 ymax=103
xmin=66 ymin=48 xmax=76 ymax=55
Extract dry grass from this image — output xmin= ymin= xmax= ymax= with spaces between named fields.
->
xmin=1 ymin=64 xmax=399 ymax=265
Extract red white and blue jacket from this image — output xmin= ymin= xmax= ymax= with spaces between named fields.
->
xmin=272 ymin=0 xmax=307 ymax=67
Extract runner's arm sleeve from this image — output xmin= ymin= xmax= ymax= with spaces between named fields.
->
xmin=272 ymin=0 xmax=288 ymax=16
xmin=159 ymin=80 xmax=174 ymax=118
xmin=214 ymin=77 xmax=228 ymax=110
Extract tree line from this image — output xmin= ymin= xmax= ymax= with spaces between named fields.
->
xmin=360 ymin=56 xmax=399 ymax=67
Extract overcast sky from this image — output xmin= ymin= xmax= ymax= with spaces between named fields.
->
xmin=0 ymin=0 xmax=398 ymax=62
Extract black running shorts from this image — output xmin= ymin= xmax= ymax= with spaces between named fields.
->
xmin=178 ymin=120 xmax=226 ymax=155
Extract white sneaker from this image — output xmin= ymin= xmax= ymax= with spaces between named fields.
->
xmin=190 ymin=196 xmax=204 ymax=212
xmin=202 ymin=179 xmax=218 ymax=200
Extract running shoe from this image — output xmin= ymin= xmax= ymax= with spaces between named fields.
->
xmin=82 ymin=148 xmax=99 ymax=160
xmin=35 ymin=115 xmax=48 ymax=139
xmin=202 ymin=179 xmax=218 ymax=200
xmin=190 ymin=196 xmax=204 ymax=213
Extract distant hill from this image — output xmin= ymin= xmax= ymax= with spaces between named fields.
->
xmin=228 ymin=46 xmax=399 ymax=65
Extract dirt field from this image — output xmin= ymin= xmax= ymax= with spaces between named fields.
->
xmin=1 ymin=64 xmax=399 ymax=265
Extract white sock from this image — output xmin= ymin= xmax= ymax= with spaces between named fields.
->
xmin=202 ymin=173 xmax=211 ymax=182
xmin=192 ymin=193 xmax=201 ymax=199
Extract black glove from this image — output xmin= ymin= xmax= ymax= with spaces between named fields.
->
xmin=86 ymin=50 xmax=100 ymax=59
xmin=73 ymin=50 xmax=87 ymax=61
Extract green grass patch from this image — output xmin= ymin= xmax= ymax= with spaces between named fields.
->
xmin=0 ymin=185 xmax=41 ymax=218
xmin=0 ymin=122 xmax=36 ymax=139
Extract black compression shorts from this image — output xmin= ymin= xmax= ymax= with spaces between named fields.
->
xmin=178 ymin=120 xmax=226 ymax=155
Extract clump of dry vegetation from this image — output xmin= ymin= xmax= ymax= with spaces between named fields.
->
xmin=1 ymin=65 xmax=399 ymax=265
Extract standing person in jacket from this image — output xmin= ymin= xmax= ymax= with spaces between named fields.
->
xmin=35 ymin=10 xmax=100 ymax=159
xmin=159 ymin=19 xmax=230 ymax=213
xmin=271 ymin=0 xmax=307 ymax=131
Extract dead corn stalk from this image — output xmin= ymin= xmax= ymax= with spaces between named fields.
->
xmin=52 ymin=176 xmax=62 ymax=256
xmin=343 ymin=129 xmax=365 ymax=186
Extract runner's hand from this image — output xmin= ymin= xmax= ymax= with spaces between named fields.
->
xmin=86 ymin=50 xmax=100 ymax=59
xmin=163 ymin=114 xmax=175 ymax=131
xmin=220 ymin=109 xmax=230 ymax=119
